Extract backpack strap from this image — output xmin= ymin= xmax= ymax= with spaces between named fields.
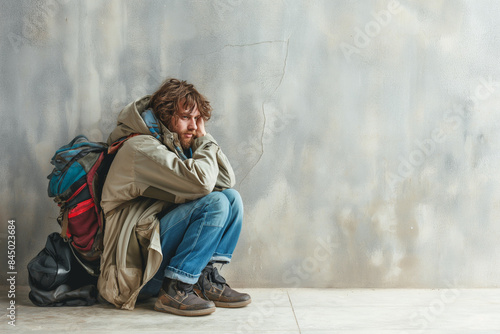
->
xmin=108 ymin=133 xmax=140 ymax=154
xmin=59 ymin=208 xmax=70 ymax=242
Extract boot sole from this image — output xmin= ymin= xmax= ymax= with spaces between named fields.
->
xmin=154 ymin=304 xmax=216 ymax=317
xmin=214 ymin=298 xmax=252 ymax=308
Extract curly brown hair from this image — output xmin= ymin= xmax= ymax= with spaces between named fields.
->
xmin=149 ymin=78 xmax=212 ymax=129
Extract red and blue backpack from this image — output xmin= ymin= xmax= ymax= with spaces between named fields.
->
xmin=47 ymin=134 xmax=136 ymax=274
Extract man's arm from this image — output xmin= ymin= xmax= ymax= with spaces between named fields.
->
xmin=214 ymin=148 xmax=235 ymax=190
xmin=194 ymin=117 xmax=235 ymax=191
xmin=133 ymin=135 xmax=220 ymax=203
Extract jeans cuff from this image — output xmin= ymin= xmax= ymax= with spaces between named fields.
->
xmin=164 ymin=266 xmax=200 ymax=284
xmin=211 ymin=254 xmax=232 ymax=264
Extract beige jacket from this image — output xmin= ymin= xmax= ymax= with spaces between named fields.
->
xmin=97 ymin=96 xmax=235 ymax=310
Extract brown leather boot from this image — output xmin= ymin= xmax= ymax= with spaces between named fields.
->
xmin=154 ymin=278 xmax=216 ymax=316
xmin=194 ymin=263 xmax=251 ymax=308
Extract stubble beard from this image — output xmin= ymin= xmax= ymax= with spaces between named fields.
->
xmin=180 ymin=133 xmax=195 ymax=150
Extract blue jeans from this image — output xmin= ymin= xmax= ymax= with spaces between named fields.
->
xmin=140 ymin=189 xmax=243 ymax=296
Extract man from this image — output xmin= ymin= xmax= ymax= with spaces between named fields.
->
xmin=97 ymin=78 xmax=251 ymax=316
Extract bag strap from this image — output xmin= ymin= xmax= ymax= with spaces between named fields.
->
xmin=59 ymin=209 xmax=70 ymax=241
xmin=108 ymin=133 xmax=140 ymax=154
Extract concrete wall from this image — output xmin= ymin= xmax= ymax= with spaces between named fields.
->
xmin=2 ymin=0 xmax=500 ymax=288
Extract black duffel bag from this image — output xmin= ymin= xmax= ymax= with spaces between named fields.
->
xmin=27 ymin=232 xmax=98 ymax=306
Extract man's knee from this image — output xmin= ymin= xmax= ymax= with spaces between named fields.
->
xmin=222 ymin=189 xmax=243 ymax=212
xmin=202 ymin=192 xmax=230 ymax=226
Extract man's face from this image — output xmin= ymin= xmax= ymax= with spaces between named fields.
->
xmin=168 ymin=103 xmax=200 ymax=150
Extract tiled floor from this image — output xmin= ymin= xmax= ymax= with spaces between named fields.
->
xmin=1 ymin=287 xmax=500 ymax=333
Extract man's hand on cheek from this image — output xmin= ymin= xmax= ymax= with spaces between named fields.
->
xmin=196 ymin=117 xmax=206 ymax=138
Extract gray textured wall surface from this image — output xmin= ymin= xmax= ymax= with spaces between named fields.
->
xmin=1 ymin=0 xmax=500 ymax=288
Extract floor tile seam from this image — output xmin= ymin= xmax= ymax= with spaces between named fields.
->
xmin=287 ymin=289 xmax=302 ymax=333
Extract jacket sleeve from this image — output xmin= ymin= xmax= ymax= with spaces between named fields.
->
xmin=192 ymin=134 xmax=236 ymax=191
xmin=214 ymin=150 xmax=236 ymax=191
xmin=132 ymin=134 xmax=233 ymax=203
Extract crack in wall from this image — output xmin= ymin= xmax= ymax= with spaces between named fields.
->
xmin=179 ymin=39 xmax=288 ymax=64
xmin=174 ymin=37 xmax=292 ymax=187
xmin=238 ymin=37 xmax=290 ymax=186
